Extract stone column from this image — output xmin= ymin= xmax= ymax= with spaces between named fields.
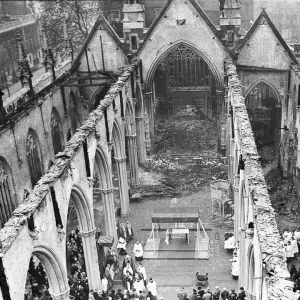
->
xmin=100 ymin=187 xmax=117 ymax=242
xmin=126 ymin=134 xmax=139 ymax=185
xmin=233 ymin=174 xmax=240 ymax=240
xmin=81 ymin=228 xmax=102 ymax=291
xmin=50 ymin=289 xmax=70 ymax=300
xmin=135 ymin=116 xmax=147 ymax=163
xmin=115 ymin=156 xmax=130 ymax=216
xmin=145 ymin=91 xmax=154 ymax=152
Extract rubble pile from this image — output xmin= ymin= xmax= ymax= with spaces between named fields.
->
xmin=265 ymin=168 xmax=298 ymax=226
xmin=144 ymin=155 xmax=227 ymax=193
xmin=226 ymin=58 xmax=289 ymax=300
xmin=155 ymin=116 xmax=218 ymax=154
xmin=0 ymin=60 xmax=141 ymax=255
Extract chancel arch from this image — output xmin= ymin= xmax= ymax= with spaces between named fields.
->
xmin=245 ymin=81 xmax=280 ymax=145
xmin=146 ymin=41 xmax=222 ymax=119
xmin=0 ymin=157 xmax=16 ymax=229
xmin=26 ymin=129 xmax=44 ymax=188
xmin=51 ymin=107 xmax=64 ymax=155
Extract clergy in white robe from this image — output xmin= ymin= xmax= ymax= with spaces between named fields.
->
xmin=117 ymin=237 xmax=127 ymax=255
xmin=291 ymin=238 xmax=298 ymax=256
xmin=133 ymin=241 xmax=144 ymax=261
xmin=224 ymin=236 xmax=235 ymax=249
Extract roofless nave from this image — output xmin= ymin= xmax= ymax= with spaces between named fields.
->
xmin=0 ymin=0 xmax=300 ymax=299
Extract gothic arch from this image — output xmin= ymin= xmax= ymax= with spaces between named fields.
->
xmin=69 ymin=183 xmax=94 ymax=232
xmin=26 ymin=128 xmax=44 ymax=188
xmin=0 ymin=157 xmax=16 ymax=228
xmin=93 ymin=146 xmax=117 ymax=239
xmin=245 ymin=80 xmax=280 ymax=144
xmin=145 ymin=40 xmax=223 ymax=91
xmin=112 ymin=118 xmax=126 ymax=159
xmin=31 ymin=245 xmax=69 ymax=297
xmin=91 ymin=86 xmax=110 ymax=110
xmin=111 ymin=118 xmax=130 ymax=215
xmin=244 ymin=80 xmax=281 ymax=103
xmin=51 ymin=107 xmax=64 ymax=155
xmin=125 ymin=100 xmax=136 ymax=135
xmin=69 ymin=91 xmax=79 ymax=135
xmin=94 ymin=146 xmax=113 ymax=190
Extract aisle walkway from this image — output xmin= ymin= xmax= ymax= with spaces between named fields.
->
xmin=117 ymin=186 xmax=238 ymax=300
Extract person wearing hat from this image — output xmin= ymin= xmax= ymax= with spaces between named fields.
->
xmin=206 ymin=288 xmax=212 ymax=296
xmin=212 ymin=287 xmax=220 ymax=300
xmin=177 ymin=287 xmax=187 ymax=300
xmin=147 ymin=278 xmax=157 ymax=300
xmin=220 ymin=288 xmax=229 ymax=300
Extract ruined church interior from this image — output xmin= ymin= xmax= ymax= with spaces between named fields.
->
xmin=1 ymin=0 xmax=300 ymax=299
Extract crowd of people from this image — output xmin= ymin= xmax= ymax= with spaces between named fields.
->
xmin=67 ymin=229 xmax=90 ymax=300
xmin=176 ymin=286 xmax=246 ymax=300
xmin=24 ymin=257 xmax=52 ymax=300
xmin=281 ymin=229 xmax=300 ymax=260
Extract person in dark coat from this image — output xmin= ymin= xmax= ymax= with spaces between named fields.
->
xmin=237 ymin=287 xmax=246 ymax=300
xmin=229 ymin=289 xmax=237 ymax=300
xmin=220 ymin=288 xmax=229 ymax=300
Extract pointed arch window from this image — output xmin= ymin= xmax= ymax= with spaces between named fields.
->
xmin=51 ymin=108 xmax=63 ymax=155
xmin=245 ymin=82 xmax=278 ymax=143
xmin=69 ymin=92 xmax=79 ymax=135
xmin=0 ymin=159 xmax=15 ymax=228
xmin=26 ymin=130 xmax=44 ymax=187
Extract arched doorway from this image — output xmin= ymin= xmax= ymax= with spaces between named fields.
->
xmin=66 ymin=185 xmax=101 ymax=294
xmin=26 ymin=129 xmax=44 ymax=187
xmin=111 ymin=119 xmax=130 ymax=216
xmin=0 ymin=157 xmax=16 ymax=229
xmin=152 ymin=43 xmax=218 ymax=119
xmin=24 ymin=247 xmax=69 ymax=300
xmin=245 ymin=82 xmax=279 ymax=145
xmin=51 ymin=107 xmax=63 ymax=155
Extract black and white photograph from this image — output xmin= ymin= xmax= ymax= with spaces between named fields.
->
xmin=0 ymin=0 xmax=300 ymax=299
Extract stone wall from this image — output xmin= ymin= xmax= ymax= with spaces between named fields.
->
xmin=138 ymin=0 xmax=228 ymax=89
xmin=0 ymin=59 xmax=141 ymax=300
xmin=226 ymin=58 xmax=291 ymax=300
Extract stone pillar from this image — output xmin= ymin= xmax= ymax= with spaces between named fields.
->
xmin=81 ymin=228 xmax=102 ymax=291
xmin=135 ymin=116 xmax=147 ymax=163
xmin=233 ymin=174 xmax=240 ymax=241
xmin=126 ymin=134 xmax=139 ymax=185
xmin=115 ymin=156 xmax=130 ymax=216
xmin=100 ymin=187 xmax=117 ymax=242
xmin=50 ymin=289 xmax=70 ymax=300
xmin=145 ymin=91 xmax=154 ymax=152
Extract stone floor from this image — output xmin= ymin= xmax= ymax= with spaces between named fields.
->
xmin=113 ymin=185 xmax=239 ymax=300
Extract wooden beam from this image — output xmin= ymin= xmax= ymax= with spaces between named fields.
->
xmin=62 ymin=83 xmax=113 ymax=87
